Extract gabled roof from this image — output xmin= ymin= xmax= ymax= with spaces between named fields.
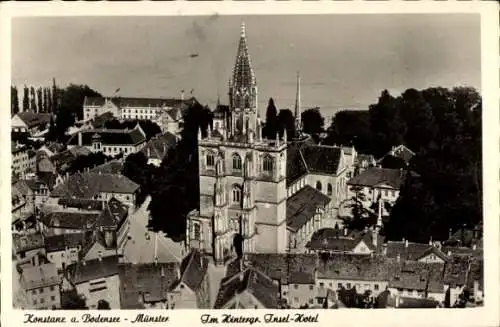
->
xmin=385 ymin=241 xmax=436 ymax=261
xmin=381 ymin=145 xmax=415 ymax=164
xmin=174 ymin=250 xmax=208 ymax=292
xmin=348 ymin=167 xmax=406 ymax=189
xmin=15 ymin=112 xmax=52 ymax=128
xmin=67 ymin=127 xmax=146 ymax=146
xmin=306 ymin=228 xmax=379 ymax=252
xmin=13 ymin=232 xmax=45 ymax=253
xmin=415 ymin=246 xmax=450 ymax=262
xmin=141 ymin=133 xmax=177 ymax=160
xmin=51 ymin=172 xmax=139 ymax=198
xmin=243 ymin=253 xmax=318 ymax=285
xmin=89 ymin=160 xmax=124 ymax=175
xmin=37 ymin=157 xmax=56 ymax=173
xmin=214 ymin=267 xmax=279 ymax=309
xmin=44 ymin=233 xmax=86 ymax=252
xmin=286 ymin=185 xmax=331 ymax=232
xmin=300 ymin=145 xmax=342 ymax=175
xmin=118 ymin=263 xmax=179 ymax=309
xmin=67 ymin=255 xmax=120 ymax=284
xmin=388 ymin=262 xmax=445 ymax=292
xmin=40 ymin=211 xmax=101 ymax=230
xmin=317 ymin=255 xmax=398 ymax=282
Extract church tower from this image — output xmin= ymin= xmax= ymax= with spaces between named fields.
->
xmin=186 ymin=22 xmax=288 ymax=265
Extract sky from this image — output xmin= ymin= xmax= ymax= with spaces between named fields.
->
xmin=12 ymin=14 xmax=480 ymax=119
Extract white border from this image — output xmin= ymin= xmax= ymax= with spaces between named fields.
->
xmin=1 ymin=2 xmax=498 ymax=327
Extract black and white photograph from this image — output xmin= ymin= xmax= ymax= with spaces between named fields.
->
xmin=2 ymin=2 xmax=499 ymax=326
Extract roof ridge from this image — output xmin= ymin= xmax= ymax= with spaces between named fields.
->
xmin=298 ymin=147 xmax=309 ymax=172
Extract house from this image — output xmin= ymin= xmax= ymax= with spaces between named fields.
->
xmin=51 ymin=146 xmax=91 ymax=173
xmin=44 ymin=233 xmax=86 ymax=271
xmin=240 ymin=253 xmax=318 ymax=308
xmin=50 ymin=172 xmax=140 ymax=207
xmin=13 ymin=232 xmax=45 ymax=260
xmin=12 ymin=143 xmax=35 ymax=177
xmin=118 ymin=263 xmax=179 ymax=309
xmin=140 ymin=132 xmax=177 ymax=166
xmin=66 ymin=125 xmax=147 ymax=158
xmin=37 ymin=143 xmax=65 ymax=158
xmin=347 ymin=167 xmax=409 ymax=215
xmin=66 ymin=255 xmax=121 ymax=309
xmin=316 ymin=255 xmax=395 ymax=299
xmin=286 ymin=186 xmax=332 ymax=251
xmin=89 ymin=159 xmax=124 ymax=175
xmin=16 ymin=178 xmax=52 ymax=208
xmin=12 ymin=183 xmax=35 ymax=230
xmin=153 ymin=103 xmax=187 ymax=136
xmin=214 ymin=267 xmax=280 ymax=309
xmin=167 ymin=250 xmax=210 ymax=309
xmin=18 ymin=262 xmax=61 ymax=309
xmin=387 ymin=261 xmax=446 ymax=303
xmin=378 ymin=144 xmax=415 ymax=166
xmin=11 ymin=112 xmax=52 ymax=136
xmin=306 ymin=227 xmax=382 ymax=256
xmin=383 ymin=240 xmax=450 ymax=263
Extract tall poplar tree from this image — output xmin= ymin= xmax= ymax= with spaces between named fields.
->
xmin=264 ymin=98 xmax=278 ymax=139
xmin=22 ymin=85 xmax=29 ymax=112
xmin=11 ymin=86 xmax=19 ymax=115
xmin=30 ymin=86 xmax=37 ymax=112
xmin=37 ymin=87 xmax=43 ymax=113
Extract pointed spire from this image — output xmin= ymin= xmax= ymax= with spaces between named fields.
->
xmin=198 ymin=127 xmax=202 ymax=140
xmin=233 ymin=22 xmax=255 ymax=91
xmin=294 ymin=71 xmax=302 ymax=135
xmin=284 ymin=128 xmax=288 ymax=143
xmin=275 ymin=132 xmax=280 ymax=147
xmin=241 ymin=21 xmax=246 ymax=38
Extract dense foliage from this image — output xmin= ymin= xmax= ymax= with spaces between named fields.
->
xmin=122 ymin=151 xmax=156 ymax=206
xmin=326 ymin=87 xmax=482 ymax=242
xmin=301 ymin=107 xmax=325 ymax=136
xmin=147 ymin=100 xmax=212 ymax=241
xmin=66 ymin=152 xmax=114 ymax=174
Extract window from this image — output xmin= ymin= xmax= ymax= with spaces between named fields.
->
xmin=308 ymin=299 xmax=314 ymax=304
xmin=294 ymin=297 xmax=299 ymax=303
xmin=51 ymin=296 xmax=56 ymax=302
xmin=327 ymin=183 xmax=333 ymax=196
xmin=319 ymin=282 xmax=324 ymax=287
xmin=193 ymin=223 xmax=201 ymax=240
xmin=338 ymin=283 xmax=342 ymax=289
xmin=263 ymin=155 xmax=273 ymax=173
xmin=39 ymin=288 xmax=44 ymax=294
xmin=346 ymin=283 xmax=351 ymax=289
xmin=317 ymin=298 xmax=323 ymax=304
xmin=232 ymin=186 xmax=241 ymax=204
xmin=40 ymin=298 xmax=45 ymax=304
xmin=232 ymin=153 xmax=242 ymax=171
xmin=294 ymin=285 xmax=298 ymax=290
xmin=32 ymin=290 xmax=36 ymax=295
xmin=309 ymin=285 xmax=314 ymax=290
xmin=206 ymin=153 xmax=215 ymax=167
xmin=33 ymin=299 xmax=37 ymax=305
xmin=374 ymin=284 xmax=379 ymax=291
xmin=50 ymin=286 xmax=55 ymax=292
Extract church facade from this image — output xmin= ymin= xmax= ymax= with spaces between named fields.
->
xmin=186 ymin=23 xmax=352 ymax=264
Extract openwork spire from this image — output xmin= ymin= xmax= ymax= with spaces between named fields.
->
xmin=294 ymin=72 xmax=302 ymax=134
xmin=232 ymin=21 xmax=255 ymax=90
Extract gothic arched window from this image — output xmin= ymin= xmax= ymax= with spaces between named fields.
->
xmin=263 ymin=155 xmax=274 ymax=174
xmin=327 ymin=183 xmax=333 ymax=196
xmin=193 ymin=223 xmax=201 ymax=240
xmin=232 ymin=153 xmax=242 ymax=171
xmin=316 ymin=181 xmax=322 ymax=192
xmin=206 ymin=152 xmax=215 ymax=168
xmin=232 ymin=185 xmax=242 ymax=204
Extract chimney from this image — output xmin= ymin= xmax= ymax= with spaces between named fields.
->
xmin=82 ymin=259 xmax=86 ymax=266
xmin=147 ymin=147 xmax=151 ymax=158
xmin=429 ymin=237 xmax=433 ymax=246
xmin=404 ymin=239 xmax=408 ymax=248
xmin=382 ymin=244 xmax=388 ymax=256
xmin=372 ymin=229 xmax=377 ymax=248
xmin=78 ymin=132 xmax=82 ymax=146
xmin=447 ymin=250 xmax=451 ymax=257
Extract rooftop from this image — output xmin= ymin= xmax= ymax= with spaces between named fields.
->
xmin=20 ymin=263 xmax=59 ymax=290
xmin=67 ymin=126 xmax=146 ymax=147
xmin=67 ymin=255 xmax=120 ymax=285
xmin=348 ymin=167 xmax=406 ymax=189
xmin=286 ymin=185 xmax=331 ymax=232
xmin=13 ymin=232 xmax=45 ymax=253
xmin=14 ymin=112 xmax=52 ymax=128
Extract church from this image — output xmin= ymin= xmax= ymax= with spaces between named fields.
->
xmin=185 ymin=23 xmax=353 ymax=265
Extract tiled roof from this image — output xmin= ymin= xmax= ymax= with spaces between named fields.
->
xmin=44 ymin=233 xmax=86 ymax=252
xmin=141 ymin=133 xmax=177 ymax=160
xmin=388 ymin=261 xmax=445 ymax=292
xmin=20 ymin=263 xmax=59 ymax=290
xmin=89 ymin=160 xmax=124 ymax=175
xmin=245 ymin=253 xmax=318 ymax=285
xmin=348 ymin=167 xmax=405 ymax=189
xmin=91 ymin=112 xmax=115 ymax=129
xmin=84 ymin=96 xmax=185 ymax=109
xmin=385 ymin=241 xmax=436 ymax=261
xmin=37 ymin=157 xmax=56 ymax=173
xmin=300 ymin=145 xmax=342 ymax=175
xmin=67 ymin=128 xmax=146 ymax=146
xmin=214 ymin=267 xmax=279 ymax=309
xmin=51 ymin=146 xmax=91 ymax=168
xmin=176 ymin=250 xmax=208 ymax=292
xmin=317 ymin=255 xmax=398 ymax=282
xmin=51 ymin=172 xmax=139 ymax=198
xmin=286 ymin=185 xmax=331 ymax=232
xmin=40 ymin=211 xmax=100 ymax=230
xmin=382 ymin=145 xmax=415 ymax=164
xmin=13 ymin=232 xmax=45 ymax=253
xmin=285 ymin=144 xmax=308 ymax=186
xmin=415 ymin=246 xmax=450 ymax=262
xmin=13 ymin=179 xmax=34 ymax=196
xmin=232 ymin=23 xmax=256 ymax=90
xmin=306 ymin=228 xmax=380 ymax=252
xmin=67 ymin=255 xmax=120 ymax=284
xmin=15 ymin=112 xmax=52 ymax=128
xmin=442 ymin=257 xmax=470 ymax=287
xmin=118 ymin=263 xmax=179 ymax=309
xmin=57 ymin=198 xmax=104 ymax=211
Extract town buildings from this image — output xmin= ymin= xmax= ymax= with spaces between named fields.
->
xmin=11 ymin=111 xmax=53 ymax=137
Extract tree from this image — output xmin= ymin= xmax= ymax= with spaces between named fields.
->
xmin=61 ymin=290 xmax=87 ymax=309
xmin=52 ymin=78 xmax=57 ymax=111
xmin=11 ymin=85 xmax=19 ymax=115
xmin=342 ymin=186 xmax=375 ymax=231
xmin=264 ymin=98 xmax=278 ymax=139
xmin=22 ymin=85 xmax=29 ymax=112
xmin=123 ymin=151 xmax=150 ymax=206
xmin=323 ymin=110 xmax=372 ymax=153
xmin=37 ymin=87 xmax=43 ymax=113
xmin=30 ymin=86 xmax=37 ymax=112
xmin=277 ymin=109 xmax=295 ymax=139
xmin=66 ymin=152 xmax=111 ymax=175
xmin=301 ymin=107 xmax=324 ymax=135
xmin=46 ymin=87 xmax=53 ymax=113
xmin=97 ymin=300 xmax=111 ymax=310
xmin=43 ymin=87 xmax=49 ymax=112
